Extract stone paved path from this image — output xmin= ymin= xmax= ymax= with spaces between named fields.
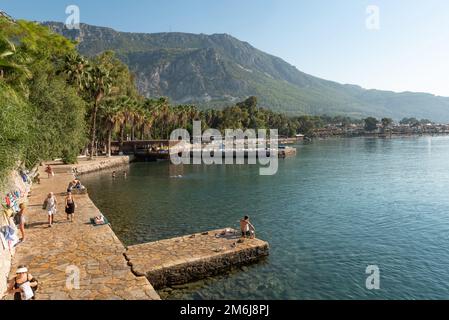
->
xmin=7 ymin=157 xmax=160 ymax=300
xmin=126 ymin=229 xmax=269 ymax=289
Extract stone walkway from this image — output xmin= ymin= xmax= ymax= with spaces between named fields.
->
xmin=6 ymin=157 xmax=160 ymax=300
xmin=126 ymin=229 xmax=269 ymax=289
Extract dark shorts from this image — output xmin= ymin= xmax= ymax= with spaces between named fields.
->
xmin=65 ymin=203 xmax=75 ymax=214
xmin=241 ymin=231 xmax=251 ymax=237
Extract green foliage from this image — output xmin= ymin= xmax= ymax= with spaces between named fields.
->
xmin=0 ymin=81 xmax=31 ymax=183
xmin=364 ymin=117 xmax=379 ymax=132
xmin=0 ymin=16 xmax=86 ymax=186
xmin=399 ymin=117 xmax=433 ymax=126
xmin=381 ymin=118 xmax=393 ymax=128
xmin=27 ymin=73 xmax=86 ymax=165
xmin=61 ymin=149 xmax=79 ymax=164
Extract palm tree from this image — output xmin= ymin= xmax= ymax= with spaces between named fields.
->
xmin=86 ymin=65 xmax=112 ymax=158
xmin=61 ymin=53 xmax=91 ymax=92
xmin=99 ymin=99 xmax=123 ymax=157
xmin=138 ymin=109 xmax=154 ymax=140
xmin=114 ymin=96 xmax=134 ymax=151
xmin=0 ymin=34 xmax=31 ymax=81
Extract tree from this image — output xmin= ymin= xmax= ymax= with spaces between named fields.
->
xmin=297 ymin=116 xmax=317 ymax=137
xmin=86 ymin=64 xmax=112 ymax=158
xmin=27 ymin=73 xmax=86 ymax=165
xmin=420 ymin=119 xmax=433 ymax=125
xmin=381 ymin=118 xmax=393 ymax=133
xmin=99 ymin=99 xmax=123 ymax=157
xmin=400 ymin=117 xmax=419 ymax=126
xmin=61 ymin=53 xmax=91 ymax=93
xmin=0 ymin=34 xmax=31 ymax=84
xmin=0 ymin=81 xmax=31 ymax=183
xmin=364 ymin=117 xmax=378 ymax=132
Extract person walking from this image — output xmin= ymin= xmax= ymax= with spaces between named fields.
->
xmin=43 ymin=192 xmax=57 ymax=227
xmin=45 ymin=165 xmax=54 ymax=178
xmin=65 ymin=192 xmax=76 ymax=222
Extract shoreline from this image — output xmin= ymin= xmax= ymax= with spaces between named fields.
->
xmin=310 ymin=132 xmax=449 ymax=140
xmin=5 ymin=156 xmax=160 ymax=300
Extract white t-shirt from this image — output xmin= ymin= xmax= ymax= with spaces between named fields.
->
xmin=20 ymin=281 xmax=34 ymax=300
xmin=47 ymin=197 xmax=56 ymax=212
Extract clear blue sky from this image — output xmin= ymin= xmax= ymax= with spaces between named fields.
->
xmin=2 ymin=0 xmax=448 ymax=96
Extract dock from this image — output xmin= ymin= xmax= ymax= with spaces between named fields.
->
xmin=125 ymin=229 xmax=269 ymax=289
xmin=110 ymin=140 xmax=297 ymax=161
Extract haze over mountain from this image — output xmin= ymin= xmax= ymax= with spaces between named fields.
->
xmin=43 ymin=21 xmax=449 ymax=122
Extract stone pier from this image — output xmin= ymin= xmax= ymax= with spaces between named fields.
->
xmin=125 ymin=229 xmax=269 ymax=289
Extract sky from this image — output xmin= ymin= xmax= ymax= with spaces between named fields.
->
xmin=1 ymin=0 xmax=448 ymax=97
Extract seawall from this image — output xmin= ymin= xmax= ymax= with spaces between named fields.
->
xmin=73 ymin=155 xmax=135 ymax=175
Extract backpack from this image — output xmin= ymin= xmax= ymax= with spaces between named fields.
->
xmin=13 ymin=213 xmax=20 ymax=225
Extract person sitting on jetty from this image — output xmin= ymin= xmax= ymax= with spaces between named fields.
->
xmin=33 ymin=173 xmax=41 ymax=184
xmin=240 ymin=216 xmax=256 ymax=239
xmin=67 ymin=180 xmax=75 ymax=193
xmin=45 ymin=165 xmax=54 ymax=178
xmin=67 ymin=179 xmax=84 ymax=193
xmin=7 ymin=265 xmax=38 ymax=300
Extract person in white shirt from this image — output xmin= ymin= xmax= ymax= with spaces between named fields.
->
xmin=44 ymin=192 xmax=57 ymax=227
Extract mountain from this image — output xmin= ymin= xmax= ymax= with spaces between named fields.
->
xmin=43 ymin=21 xmax=449 ymax=121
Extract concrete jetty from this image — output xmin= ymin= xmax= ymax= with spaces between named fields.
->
xmin=125 ymin=229 xmax=269 ymax=289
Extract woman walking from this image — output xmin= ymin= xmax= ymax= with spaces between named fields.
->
xmin=44 ymin=192 xmax=57 ymax=227
xmin=65 ymin=192 xmax=76 ymax=222
xmin=45 ymin=165 xmax=54 ymax=178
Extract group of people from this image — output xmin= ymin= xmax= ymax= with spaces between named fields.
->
xmin=7 ymin=171 xmax=79 ymax=300
xmin=43 ymin=190 xmax=77 ymax=227
xmin=112 ymin=170 xmax=127 ymax=178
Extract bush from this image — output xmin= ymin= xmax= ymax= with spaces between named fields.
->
xmin=0 ymin=81 xmax=30 ymax=183
xmin=61 ymin=149 xmax=78 ymax=164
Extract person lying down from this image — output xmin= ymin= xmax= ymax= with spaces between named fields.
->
xmin=90 ymin=214 xmax=108 ymax=226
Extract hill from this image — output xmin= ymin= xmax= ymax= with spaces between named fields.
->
xmin=43 ymin=22 xmax=449 ymax=121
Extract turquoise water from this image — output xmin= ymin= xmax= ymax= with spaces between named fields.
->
xmin=82 ymin=136 xmax=449 ymax=299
